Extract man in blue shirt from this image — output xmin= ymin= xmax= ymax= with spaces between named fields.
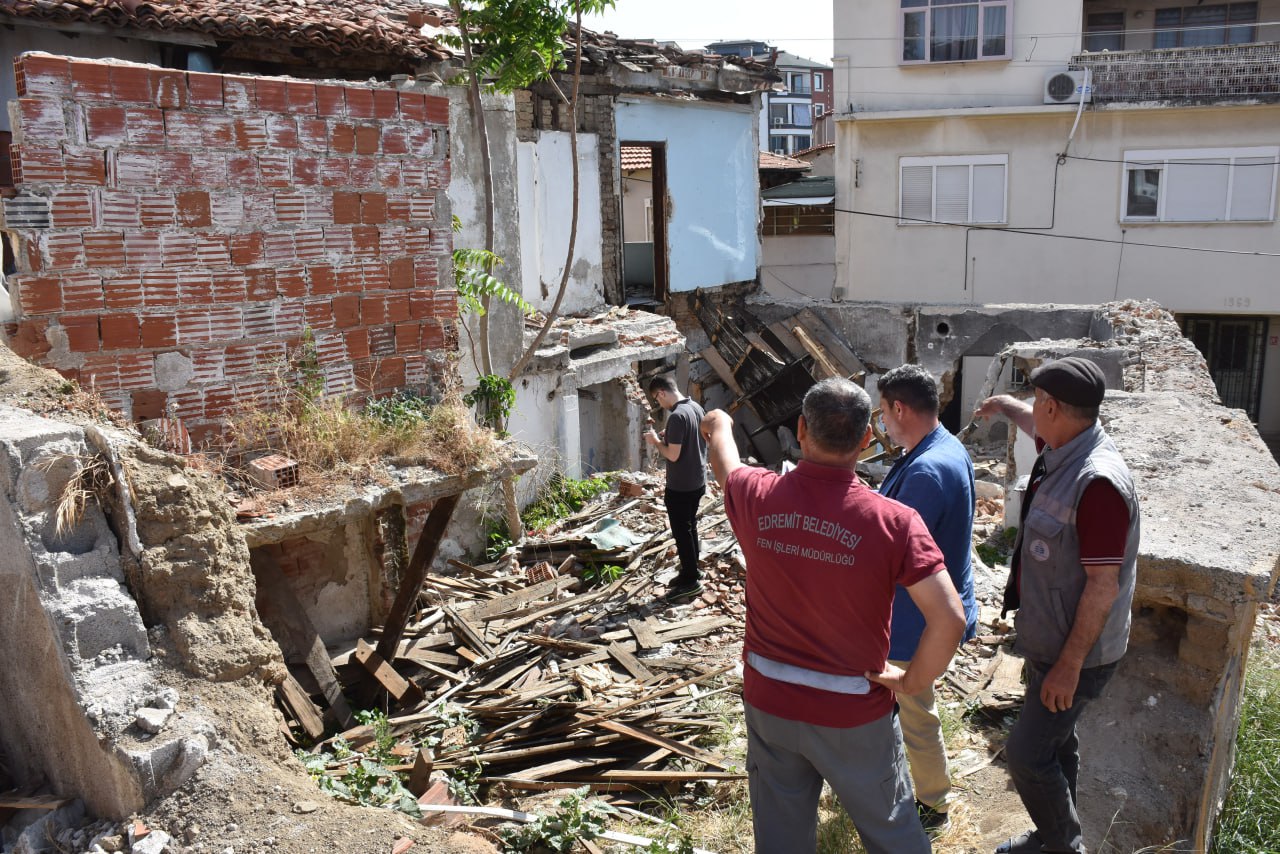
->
xmin=877 ymin=364 xmax=979 ymax=835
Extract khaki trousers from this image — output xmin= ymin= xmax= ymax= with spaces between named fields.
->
xmin=889 ymin=658 xmax=953 ymax=812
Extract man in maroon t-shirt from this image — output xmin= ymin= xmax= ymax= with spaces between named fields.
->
xmin=702 ymin=377 xmax=966 ymax=854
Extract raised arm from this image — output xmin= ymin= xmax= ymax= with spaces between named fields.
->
xmin=699 ymin=410 xmax=742 ymax=488
xmin=976 ymin=393 xmax=1035 ymax=439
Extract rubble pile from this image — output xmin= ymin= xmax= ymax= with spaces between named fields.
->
xmin=273 ymin=478 xmax=751 ymax=830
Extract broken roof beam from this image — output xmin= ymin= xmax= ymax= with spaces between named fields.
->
xmin=375 ymin=493 xmax=462 ymax=663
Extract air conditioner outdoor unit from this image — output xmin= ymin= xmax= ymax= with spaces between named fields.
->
xmin=1043 ymin=69 xmax=1092 ymax=104
xmin=773 ymin=117 xmax=785 ymax=125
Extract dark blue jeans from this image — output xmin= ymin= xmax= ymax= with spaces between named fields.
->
xmin=1005 ymin=659 xmax=1118 ymax=853
xmin=663 ymin=487 xmax=704 ymax=585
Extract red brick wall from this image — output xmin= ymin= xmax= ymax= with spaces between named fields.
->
xmin=4 ymin=53 xmax=457 ymax=444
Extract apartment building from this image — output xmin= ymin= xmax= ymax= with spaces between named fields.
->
xmin=708 ymin=40 xmax=833 ymax=155
xmin=833 ymin=1 xmax=1280 ymax=439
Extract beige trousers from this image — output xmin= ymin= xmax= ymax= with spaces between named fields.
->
xmin=889 ymin=659 xmax=953 ymax=812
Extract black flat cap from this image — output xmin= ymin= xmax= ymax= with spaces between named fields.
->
xmin=1029 ymin=357 xmax=1106 ymax=407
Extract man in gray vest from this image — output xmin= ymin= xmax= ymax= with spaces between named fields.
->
xmin=976 ymin=357 xmax=1140 ymax=854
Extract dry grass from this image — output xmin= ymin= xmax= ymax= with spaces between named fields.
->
xmin=224 ymin=387 xmax=501 ymax=485
xmin=47 ymin=453 xmax=114 ymax=538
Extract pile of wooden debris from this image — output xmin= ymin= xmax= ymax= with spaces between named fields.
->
xmin=270 ymin=481 xmax=750 ymax=831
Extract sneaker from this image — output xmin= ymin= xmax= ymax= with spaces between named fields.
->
xmin=916 ymin=800 xmax=951 ymax=835
xmin=662 ymin=580 xmax=703 ymax=602
xmin=995 ymin=829 xmax=1042 ymax=854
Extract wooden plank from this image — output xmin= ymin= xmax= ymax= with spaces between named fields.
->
xmin=654 ymin=616 xmax=734 ymax=642
xmin=444 ymin=605 xmax=495 ymax=658
xmin=766 ymin=320 xmax=805 ymax=359
xmin=376 ymin=493 xmax=462 ymax=662
xmin=794 ymin=308 xmax=864 ymax=377
xmin=355 ymin=639 xmax=425 ymax=705
xmin=401 ymin=651 xmax=468 ymax=684
xmin=0 ymin=794 xmax=70 ymax=810
xmin=398 ymin=646 xmax=461 ymax=668
xmin=745 ymin=331 xmax=783 ymax=362
xmin=608 ymin=642 xmax=655 ymax=682
xmin=277 ymin=673 xmax=326 ymax=740
xmin=465 ymin=576 xmax=577 ymax=622
xmin=578 ymin=770 xmax=746 ymax=783
xmin=251 ymin=551 xmax=355 ymax=729
xmin=408 ymin=748 xmax=434 ymax=796
xmin=698 ymin=347 xmax=745 ymax=396
xmin=590 ymin=717 xmax=730 ymax=771
xmin=511 ymin=756 xmax=613 ymax=780
xmin=791 ymin=325 xmax=843 ymax=380
xmin=628 ymin=618 xmax=661 ymax=651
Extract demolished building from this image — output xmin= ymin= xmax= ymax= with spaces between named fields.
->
xmin=0 ymin=3 xmax=1277 ymax=853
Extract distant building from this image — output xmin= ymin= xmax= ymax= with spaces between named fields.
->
xmin=707 ymin=40 xmax=832 ymax=156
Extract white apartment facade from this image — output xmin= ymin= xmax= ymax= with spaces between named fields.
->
xmin=707 ymin=41 xmax=833 ymax=155
xmin=833 ymin=0 xmax=1280 ymax=437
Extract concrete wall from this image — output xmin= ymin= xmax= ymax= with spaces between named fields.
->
xmin=615 ymin=98 xmax=760 ymax=292
xmin=833 ymin=102 xmax=1280 ymax=430
xmin=447 ymin=86 xmax=524 ymax=384
xmin=3 ymin=54 xmax=456 ymax=442
xmin=760 ymin=234 xmax=835 ymax=301
xmin=834 ymin=0 xmax=1082 ymax=112
xmin=517 ymin=131 xmax=605 ymax=317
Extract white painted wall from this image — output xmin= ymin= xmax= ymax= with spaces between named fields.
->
xmin=834 ymin=0 xmax=1083 ymax=112
xmin=621 ymin=169 xmax=652 ymax=242
xmin=615 ymin=98 xmax=761 ymax=292
xmin=516 ymin=132 xmax=605 ymax=317
xmin=761 ymin=235 xmax=835 ymax=300
xmin=834 ymin=102 xmax=1280 ymax=430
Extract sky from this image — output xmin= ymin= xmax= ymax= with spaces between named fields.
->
xmin=582 ymin=0 xmax=835 ymax=65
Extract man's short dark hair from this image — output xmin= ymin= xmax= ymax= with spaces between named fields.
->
xmin=802 ymin=378 xmax=871 ymax=456
xmin=1053 ymin=398 xmax=1100 ymax=424
xmin=648 ymin=375 xmax=678 ymax=394
xmin=876 ymin=364 xmax=939 ymax=415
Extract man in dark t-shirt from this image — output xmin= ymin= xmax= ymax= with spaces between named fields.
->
xmin=645 ymin=375 xmax=708 ymax=599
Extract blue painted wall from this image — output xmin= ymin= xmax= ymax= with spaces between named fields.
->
xmin=615 ymin=99 xmax=760 ymax=292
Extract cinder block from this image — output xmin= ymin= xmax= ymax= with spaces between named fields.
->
xmin=246 ymin=454 xmax=300 ymax=490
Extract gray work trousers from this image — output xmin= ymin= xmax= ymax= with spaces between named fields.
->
xmin=745 ymin=701 xmax=931 ymax=854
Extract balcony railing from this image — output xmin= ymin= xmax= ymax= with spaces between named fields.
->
xmin=1072 ymin=42 xmax=1280 ymax=103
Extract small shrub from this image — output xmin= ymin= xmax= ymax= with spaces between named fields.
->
xmin=502 ymin=787 xmax=615 ymax=853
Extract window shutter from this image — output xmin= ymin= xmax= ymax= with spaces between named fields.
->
xmin=1230 ymin=158 xmax=1275 ymax=220
xmin=1165 ymin=159 xmax=1229 ymax=221
xmin=901 ymin=165 xmax=933 ymax=221
xmin=935 ymin=165 xmax=970 ymax=222
xmin=971 ymin=163 xmax=1006 ymax=222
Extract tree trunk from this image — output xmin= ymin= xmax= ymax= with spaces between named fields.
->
xmin=506 ymin=2 xmax=586 ymax=382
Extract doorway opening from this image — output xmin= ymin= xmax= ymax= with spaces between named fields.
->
xmin=1179 ymin=314 xmax=1267 ymax=420
xmin=618 ymin=142 xmax=668 ymax=306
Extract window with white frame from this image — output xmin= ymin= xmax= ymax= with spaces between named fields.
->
xmin=1121 ymin=147 xmax=1278 ymax=222
xmin=814 ymin=72 xmax=825 ymax=91
xmin=901 ymin=0 xmax=1012 ymax=64
xmin=813 ymin=103 xmax=825 ymax=117
xmin=900 ymin=155 xmax=1008 ymax=224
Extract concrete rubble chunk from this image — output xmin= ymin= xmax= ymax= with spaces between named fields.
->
xmin=129 ymin=829 xmax=171 ymax=854
xmin=135 ymin=707 xmax=173 ymax=735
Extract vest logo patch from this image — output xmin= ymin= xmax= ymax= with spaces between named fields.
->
xmin=1029 ymin=539 xmax=1051 ymax=561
